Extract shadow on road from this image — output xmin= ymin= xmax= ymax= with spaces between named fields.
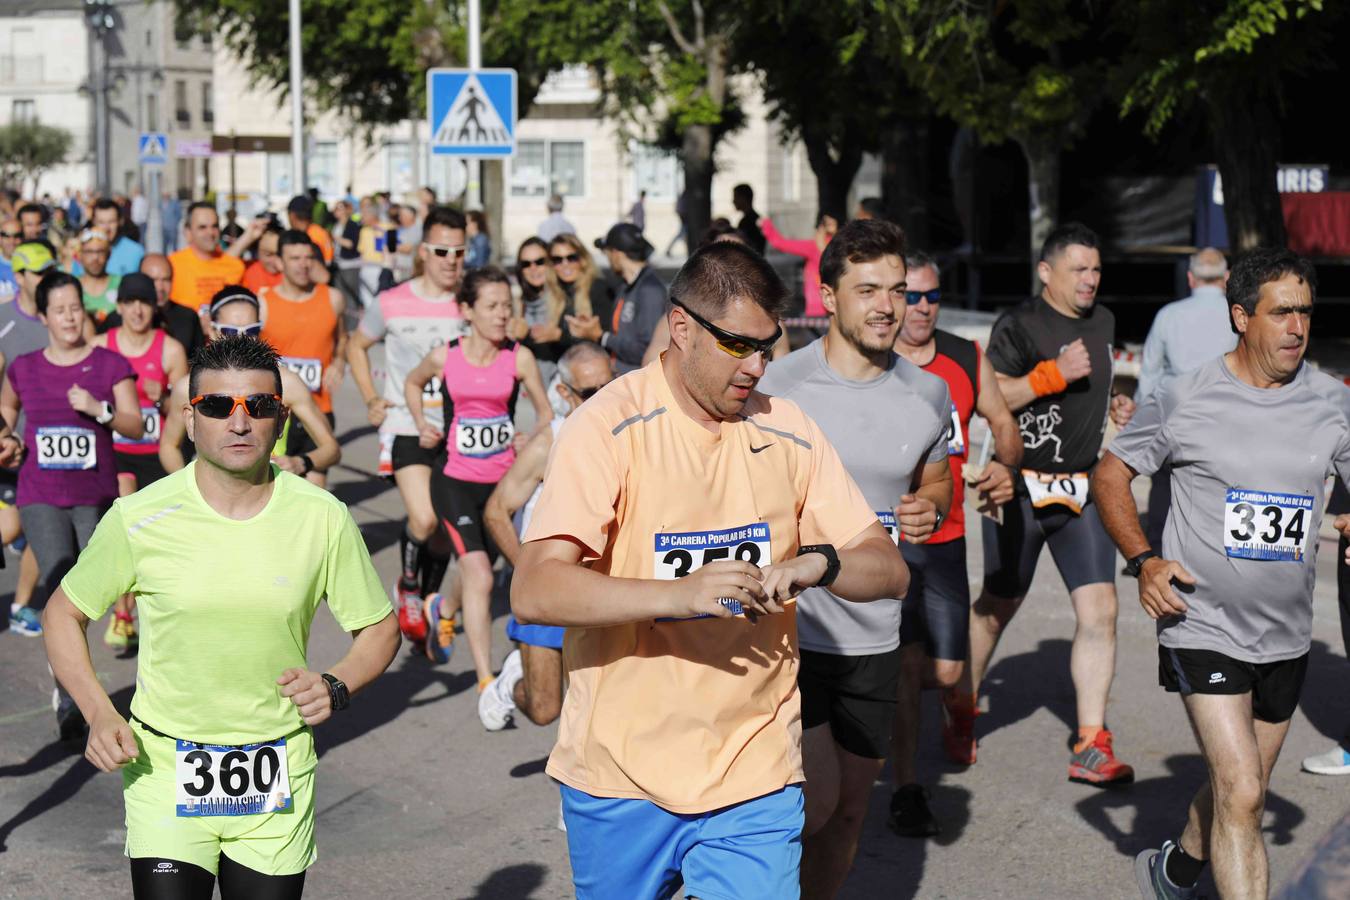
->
xmin=331 ymin=462 xmax=396 ymax=509
xmin=457 ymin=863 xmax=547 ymax=899
xmin=316 ymin=652 xmax=479 ymax=759
xmin=510 ymin=757 xmax=549 ymax=778
xmin=977 ymin=637 xmax=1077 ymax=743
xmin=846 ymin=772 xmax=973 ymax=899
xmin=1299 ymin=639 xmax=1348 ymax=745
xmin=0 ymin=685 xmax=133 ymax=853
xmin=1075 ymin=752 xmax=1306 ymax=860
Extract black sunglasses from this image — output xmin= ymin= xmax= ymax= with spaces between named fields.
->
xmin=563 ymin=382 xmax=602 ymax=400
xmin=905 ymin=289 xmax=941 ymax=306
xmin=190 ymin=393 xmax=283 ymax=419
xmin=518 ymin=257 xmax=549 ymax=270
xmin=671 ymin=298 xmax=782 ymax=359
xmin=551 ymin=253 xmax=581 ymax=265
xmin=0 ymin=231 xmax=20 ymax=239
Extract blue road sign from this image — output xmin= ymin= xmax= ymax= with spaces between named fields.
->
xmin=427 ymin=69 xmax=517 ymax=158
xmin=139 ymin=132 xmax=168 ymax=165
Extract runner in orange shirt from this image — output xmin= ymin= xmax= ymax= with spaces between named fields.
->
xmin=512 ymin=241 xmax=909 ymax=900
xmin=167 ymin=203 xmax=246 ymax=311
xmin=288 ymin=196 xmax=334 ymax=265
xmin=260 ymin=231 xmax=345 ymax=488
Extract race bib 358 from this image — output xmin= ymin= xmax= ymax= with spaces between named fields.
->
xmin=653 ymin=523 xmax=772 ymax=619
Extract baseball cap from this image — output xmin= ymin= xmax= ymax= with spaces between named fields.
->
xmin=10 ymin=242 xmax=54 ymax=274
xmin=117 ymin=272 xmax=157 ymax=305
xmin=595 ymin=223 xmax=654 ymax=261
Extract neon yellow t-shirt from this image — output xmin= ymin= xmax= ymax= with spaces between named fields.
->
xmin=62 ymin=462 xmax=390 ymax=765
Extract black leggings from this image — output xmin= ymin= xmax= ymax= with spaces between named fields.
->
xmin=130 ymin=855 xmax=306 ymax=900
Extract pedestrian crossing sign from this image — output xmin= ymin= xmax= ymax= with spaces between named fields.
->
xmin=427 ymin=69 xmax=517 ymax=158
xmin=139 ymin=132 xmax=168 ymax=166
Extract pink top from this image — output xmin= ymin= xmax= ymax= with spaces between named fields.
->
xmin=761 ymin=218 xmax=827 ymax=318
xmin=107 ymin=327 xmax=167 ymax=455
xmin=441 ymin=338 xmax=520 ymax=484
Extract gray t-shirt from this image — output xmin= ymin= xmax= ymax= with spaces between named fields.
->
xmin=759 ymin=339 xmax=951 ymax=655
xmin=1110 ymin=357 xmax=1350 ymax=662
xmin=0 ymin=301 xmax=50 ymax=367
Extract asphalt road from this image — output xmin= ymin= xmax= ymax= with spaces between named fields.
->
xmin=2 ymin=351 xmax=1348 ymax=899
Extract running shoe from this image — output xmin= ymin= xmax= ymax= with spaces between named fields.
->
xmin=1134 ymin=841 xmax=1201 ymax=899
xmin=478 ymin=649 xmax=522 ymax=732
xmin=940 ymin=698 xmax=977 ymax=766
xmin=423 ymin=593 xmax=455 ymax=664
xmin=395 ymin=579 xmax=427 ymax=644
xmin=8 ymin=605 xmax=41 ymax=637
xmin=1068 ymin=728 xmax=1135 ymax=786
xmin=53 ymin=690 xmax=87 ymax=744
xmin=888 ymin=784 xmax=941 ymax=838
xmin=1301 ymin=744 xmax=1350 ymax=776
xmin=104 ymin=611 xmax=138 ymax=650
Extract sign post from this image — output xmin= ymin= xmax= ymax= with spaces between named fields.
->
xmin=139 ymin=133 xmax=168 ymax=253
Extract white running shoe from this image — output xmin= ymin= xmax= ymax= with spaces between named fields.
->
xmin=1302 ymin=744 xmax=1350 ymax=775
xmin=478 ymin=650 xmax=522 ymax=732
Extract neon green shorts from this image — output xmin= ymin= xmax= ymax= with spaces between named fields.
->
xmin=122 ymin=720 xmax=318 ymax=877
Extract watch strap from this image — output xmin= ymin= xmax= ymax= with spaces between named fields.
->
xmin=1125 ymin=550 xmax=1159 ymax=578
xmin=797 ymin=544 xmax=841 ymax=588
xmin=321 ymin=673 xmax=349 ymax=711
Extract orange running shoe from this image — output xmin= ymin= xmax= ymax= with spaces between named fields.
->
xmin=1068 ymin=728 xmax=1134 ymax=786
xmin=423 ymin=593 xmax=455 ymax=664
xmin=941 ymin=699 xmax=977 ymax=766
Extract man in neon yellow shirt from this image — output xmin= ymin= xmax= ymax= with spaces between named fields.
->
xmin=43 ymin=335 xmax=399 ymax=898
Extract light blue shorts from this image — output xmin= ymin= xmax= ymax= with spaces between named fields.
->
xmin=560 ymin=783 xmax=804 ymax=900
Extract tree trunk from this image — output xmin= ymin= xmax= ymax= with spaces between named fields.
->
xmin=681 ymin=123 xmax=714 ymax=253
xmin=1208 ymin=94 xmax=1287 ymax=251
xmin=1017 ymin=134 xmax=1060 ymax=291
xmin=802 ymin=129 xmax=862 ymax=224
xmin=880 ymin=116 xmax=930 ymax=248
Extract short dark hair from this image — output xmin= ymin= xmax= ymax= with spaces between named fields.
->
xmin=287 ymin=195 xmax=313 ymax=221
xmin=733 ymin=183 xmax=753 ymax=202
xmin=35 ymin=269 xmax=82 ymax=315
xmin=188 ymin=334 xmax=283 ymax=399
xmin=423 ymin=205 xmax=467 ymax=238
xmin=1039 ymin=222 xmax=1099 ymax=263
xmin=186 ymin=201 xmax=216 ymax=222
xmin=858 ymin=197 xmax=885 ymax=219
xmin=277 ymin=229 xmax=317 ymax=255
xmin=670 ymin=241 xmax=790 ymax=320
xmin=17 ymin=203 xmax=43 ymax=221
xmin=92 ymin=197 xmax=122 ymax=220
xmin=1226 ymin=248 xmax=1317 ymax=333
xmin=819 ymin=219 xmax=907 ymax=291
xmin=461 ymin=265 xmax=512 ymax=307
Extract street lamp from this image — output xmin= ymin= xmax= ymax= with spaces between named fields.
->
xmin=84 ymin=0 xmax=117 ymax=193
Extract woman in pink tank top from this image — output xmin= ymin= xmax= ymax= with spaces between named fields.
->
xmin=405 ymin=266 xmax=552 ymax=687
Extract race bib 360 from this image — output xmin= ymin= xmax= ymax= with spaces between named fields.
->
xmin=175 ymin=737 xmax=291 ymax=817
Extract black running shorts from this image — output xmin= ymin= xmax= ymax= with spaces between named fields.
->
xmin=431 ymin=472 xmax=498 ymax=559
xmin=798 ymin=646 xmax=903 ymax=759
xmin=982 ymin=493 xmax=1118 ymax=598
xmin=1158 ymin=645 xmax=1309 ymax=724
xmin=390 ymin=435 xmax=442 ymax=472
xmin=898 ymin=537 xmax=971 ymax=661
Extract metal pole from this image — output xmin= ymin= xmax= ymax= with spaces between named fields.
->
xmin=466 ymin=0 xmax=482 ymax=209
xmin=288 ymin=0 xmax=305 ymax=195
xmin=145 ymin=168 xmax=163 ymax=253
xmin=93 ymin=33 xmax=109 ymax=193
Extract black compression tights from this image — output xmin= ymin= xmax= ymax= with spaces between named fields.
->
xmin=130 ymin=855 xmax=306 ymax=899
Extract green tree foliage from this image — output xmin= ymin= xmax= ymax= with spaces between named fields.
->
xmin=1116 ymin=0 xmax=1336 ymax=250
xmin=0 ymin=121 xmax=74 ymax=197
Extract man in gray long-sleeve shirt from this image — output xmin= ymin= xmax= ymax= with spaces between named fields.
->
xmin=1138 ymin=248 xmax=1237 ymax=547
xmin=567 ymin=223 xmax=667 ymax=375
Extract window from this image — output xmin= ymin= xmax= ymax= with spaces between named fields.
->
xmin=146 ymin=94 xmax=158 ymax=131
xmin=174 ymin=22 xmax=192 ymax=50
xmin=308 ymin=141 xmax=339 ymax=196
xmin=174 ymin=80 xmax=189 ymax=126
xmin=266 ymin=154 xmax=294 ymax=196
xmin=780 ymin=144 xmax=800 ymax=203
xmin=384 ymin=141 xmax=413 ymax=195
xmin=201 ymin=82 xmax=213 ymax=125
xmin=509 ymin=139 xmax=586 ymax=198
xmin=11 ymin=99 xmax=35 ymax=124
xmin=631 ymin=143 xmax=680 ymax=201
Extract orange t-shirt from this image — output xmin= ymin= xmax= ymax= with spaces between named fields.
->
xmin=168 ymin=248 xmax=245 ymax=310
xmin=522 ymin=359 xmax=876 ymax=814
xmin=260 ymin=284 xmax=338 ymax=413
xmin=242 ymin=260 xmax=282 ymax=295
xmin=307 ymin=224 xmax=334 ymax=265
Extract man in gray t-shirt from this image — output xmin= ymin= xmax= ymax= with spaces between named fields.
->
xmin=1093 ymin=248 xmax=1350 ymax=900
xmin=757 ymin=220 xmax=952 ymax=899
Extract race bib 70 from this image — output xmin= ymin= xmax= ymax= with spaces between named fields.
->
xmin=653 ymin=523 xmax=772 ymax=619
xmin=280 ymin=356 xmax=323 ymax=393
xmin=1022 ymin=469 xmax=1089 ymax=515
xmin=116 ymin=406 xmax=161 ymax=446
xmin=946 ymin=404 xmax=965 ymax=456
xmin=1224 ymin=488 xmax=1313 ymax=562
xmin=175 ymin=737 xmax=291 ymax=817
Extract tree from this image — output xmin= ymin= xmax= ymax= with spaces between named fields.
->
xmin=882 ymin=0 xmax=1108 ymax=265
xmin=0 ymin=122 xmax=73 ymax=198
xmin=1116 ymin=0 xmax=1337 ymax=251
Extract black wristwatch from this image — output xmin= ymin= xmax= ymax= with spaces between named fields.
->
xmin=321 ymin=673 xmax=350 ymax=712
xmin=299 ymin=454 xmax=315 ymax=475
xmin=797 ymin=544 xmax=841 ymax=588
xmin=1124 ymin=550 xmax=1159 ymax=578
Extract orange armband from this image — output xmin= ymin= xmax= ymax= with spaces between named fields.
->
xmin=1028 ymin=359 xmax=1067 ymax=397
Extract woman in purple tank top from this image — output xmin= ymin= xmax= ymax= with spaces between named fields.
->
xmin=405 ymin=266 xmax=552 ymax=689
xmin=0 ymin=271 xmax=140 ymax=732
